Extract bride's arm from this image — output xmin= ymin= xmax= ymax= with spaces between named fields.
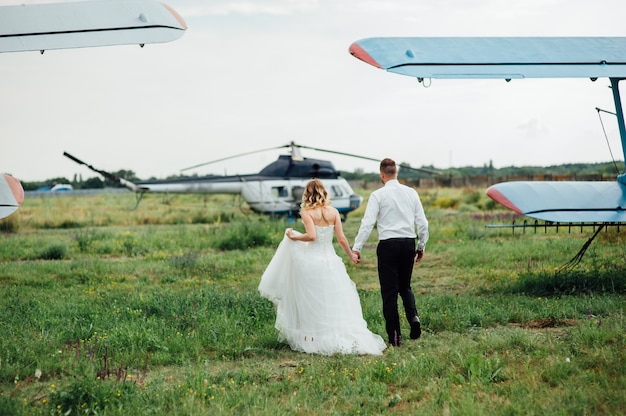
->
xmin=286 ymin=211 xmax=316 ymax=242
xmin=333 ymin=209 xmax=359 ymax=263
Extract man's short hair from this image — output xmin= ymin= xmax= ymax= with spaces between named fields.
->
xmin=380 ymin=158 xmax=397 ymax=176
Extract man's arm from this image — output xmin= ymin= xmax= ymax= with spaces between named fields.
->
xmin=352 ymin=192 xmax=380 ymax=253
xmin=414 ymin=193 xmax=429 ymax=251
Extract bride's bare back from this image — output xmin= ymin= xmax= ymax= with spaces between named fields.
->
xmin=302 ymin=205 xmax=337 ymax=227
xmin=285 ymin=179 xmax=358 ymax=264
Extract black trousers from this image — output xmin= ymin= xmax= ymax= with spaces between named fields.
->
xmin=376 ymin=238 xmax=418 ymax=342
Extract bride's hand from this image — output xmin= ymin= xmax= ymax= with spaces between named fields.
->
xmin=285 ymin=228 xmax=294 ymax=240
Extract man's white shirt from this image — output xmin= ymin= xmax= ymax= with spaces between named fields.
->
xmin=353 ymin=179 xmax=429 ymax=252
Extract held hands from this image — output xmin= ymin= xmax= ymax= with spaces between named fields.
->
xmin=350 ymin=249 xmax=421 ymax=264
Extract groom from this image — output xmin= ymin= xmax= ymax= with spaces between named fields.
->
xmin=351 ymin=158 xmax=429 ymax=347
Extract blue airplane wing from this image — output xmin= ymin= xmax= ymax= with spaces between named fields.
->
xmin=349 ymin=37 xmax=626 ymax=79
xmin=0 ymin=0 xmax=186 ymax=53
xmin=350 ymin=37 xmax=626 ymax=223
xmin=486 ymin=181 xmax=626 ymax=223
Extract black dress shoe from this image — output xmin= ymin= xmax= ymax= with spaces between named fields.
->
xmin=410 ymin=317 xmax=421 ymax=339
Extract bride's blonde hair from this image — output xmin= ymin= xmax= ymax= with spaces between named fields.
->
xmin=301 ymin=178 xmax=331 ymax=211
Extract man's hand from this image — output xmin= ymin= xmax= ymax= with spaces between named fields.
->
xmin=352 ymin=250 xmax=361 ymax=265
xmin=415 ymin=249 xmax=424 ymax=263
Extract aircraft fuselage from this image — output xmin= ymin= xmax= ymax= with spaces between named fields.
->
xmin=137 ymin=175 xmax=362 ymax=216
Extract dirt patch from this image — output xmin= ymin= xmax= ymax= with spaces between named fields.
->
xmin=513 ymin=318 xmax=577 ymax=329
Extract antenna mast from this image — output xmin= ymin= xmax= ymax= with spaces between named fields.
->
xmin=609 ymin=78 xmax=626 ymax=183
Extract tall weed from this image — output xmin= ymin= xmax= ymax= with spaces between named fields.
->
xmin=210 ymin=219 xmax=287 ymax=251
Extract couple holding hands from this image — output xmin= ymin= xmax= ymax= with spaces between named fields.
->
xmin=259 ymin=158 xmax=429 ymax=355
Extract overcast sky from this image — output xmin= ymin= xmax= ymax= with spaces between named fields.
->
xmin=1 ymin=0 xmax=625 ymax=182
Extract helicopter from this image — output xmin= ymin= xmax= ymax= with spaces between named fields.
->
xmin=63 ymin=142 xmax=438 ymax=219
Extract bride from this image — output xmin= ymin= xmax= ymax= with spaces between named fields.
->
xmin=259 ymin=179 xmax=386 ymax=355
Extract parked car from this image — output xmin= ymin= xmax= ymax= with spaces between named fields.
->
xmin=50 ymin=184 xmax=73 ymax=192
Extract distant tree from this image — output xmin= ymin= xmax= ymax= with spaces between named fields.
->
xmin=114 ymin=170 xmax=139 ymax=181
xmin=22 ymin=161 xmax=623 ymax=189
xmin=21 ymin=182 xmax=42 ymax=191
xmin=341 ymin=160 xmax=622 ymax=181
xmin=83 ymin=177 xmax=104 ymax=189
xmin=49 ymin=177 xmax=72 ymax=185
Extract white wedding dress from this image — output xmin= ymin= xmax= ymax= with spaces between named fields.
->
xmin=259 ymin=226 xmax=386 ymax=356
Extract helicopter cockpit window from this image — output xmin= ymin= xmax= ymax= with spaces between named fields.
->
xmin=272 ymin=186 xmax=288 ymax=198
xmin=330 ymin=185 xmax=344 ymax=197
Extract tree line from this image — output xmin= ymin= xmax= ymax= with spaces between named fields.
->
xmin=21 ymin=160 xmax=624 ymax=191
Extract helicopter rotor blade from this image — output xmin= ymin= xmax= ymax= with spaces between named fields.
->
xmin=179 ymin=144 xmax=291 ymax=173
xmin=291 ymin=143 xmax=440 ymax=175
xmin=179 ymin=141 xmax=439 ymax=175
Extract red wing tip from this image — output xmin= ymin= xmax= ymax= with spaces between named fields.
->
xmin=349 ymin=42 xmax=383 ymax=69
xmin=486 ymin=186 xmax=523 ymax=214
xmin=3 ymin=174 xmax=24 ymax=205
xmin=161 ymin=3 xmax=188 ymax=30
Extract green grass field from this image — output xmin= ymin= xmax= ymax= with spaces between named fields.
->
xmin=0 ymin=188 xmax=624 ymax=415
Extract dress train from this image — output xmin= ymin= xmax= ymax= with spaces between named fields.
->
xmin=259 ymin=227 xmax=386 ymax=356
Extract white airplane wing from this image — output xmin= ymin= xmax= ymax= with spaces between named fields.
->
xmin=349 ymin=37 xmax=626 ymax=79
xmin=0 ymin=174 xmax=24 ymax=219
xmin=0 ymin=0 xmax=187 ymax=53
